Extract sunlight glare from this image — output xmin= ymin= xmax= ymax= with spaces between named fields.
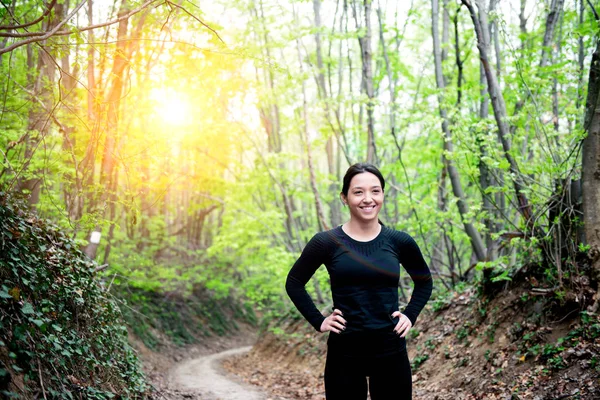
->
xmin=151 ymin=88 xmax=192 ymax=127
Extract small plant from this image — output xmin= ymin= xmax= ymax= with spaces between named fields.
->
xmin=484 ymin=349 xmax=491 ymax=362
xmin=527 ymin=344 xmax=541 ymax=358
xmin=455 ymin=357 xmax=469 ymax=367
xmin=431 ymin=296 xmax=451 ymax=312
xmin=411 ymin=354 xmax=429 ymax=370
xmin=444 ymin=346 xmax=451 ymax=359
xmin=424 ymin=337 xmax=436 ymax=350
xmin=548 ymin=355 xmax=566 ymax=370
xmin=486 ymin=322 xmax=499 ymax=343
xmin=456 ymin=322 xmax=471 ymax=343
xmin=269 ymin=326 xmax=286 ymax=336
xmin=578 ymin=243 xmax=591 ymax=252
xmin=477 ymin=299 xmax=489 ymax=318
xmin=523 ymin=332 xmax=536 ymax=343
xmin=409 ymin=327 xmax=421 ymax=339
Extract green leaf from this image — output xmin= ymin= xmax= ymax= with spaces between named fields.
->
xmin=21 ymin=302 xmax=34 ymax=315
xmin=491 ymin=270 xmax=512 ymax=282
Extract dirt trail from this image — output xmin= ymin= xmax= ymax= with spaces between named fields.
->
xmin=167 ymin=346 xmax=268 ymax=400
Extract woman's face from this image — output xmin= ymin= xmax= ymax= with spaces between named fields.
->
xmin=342 ymin=172 xmax=384 ymax=223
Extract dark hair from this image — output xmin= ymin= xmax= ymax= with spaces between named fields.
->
xmin=341 ymin=163 xmax=385 ymax=196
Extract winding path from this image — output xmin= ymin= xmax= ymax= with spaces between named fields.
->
xmin=168 ymin=346 xmax=267 ymax=400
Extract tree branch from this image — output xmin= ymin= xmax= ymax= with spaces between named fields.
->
xmin=587 ymin=0 xmax=599 ymax=21
xmin=0 ymin=0 xmax=57 ymax=31
xmin=165 ymin=0 xmax=225 ymax=44
xmin=0 ymin=0 xmax=87 ymax=55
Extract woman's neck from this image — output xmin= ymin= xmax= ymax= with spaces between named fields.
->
xmin=342 ymin=219 xmax=381 ymax=240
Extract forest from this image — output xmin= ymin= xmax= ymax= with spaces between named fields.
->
xmin=1 ymin=0 xmax=600 ymax=398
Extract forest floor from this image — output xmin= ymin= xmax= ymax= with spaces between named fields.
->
xmin=221 ymin=276 xmax=600 ymax=399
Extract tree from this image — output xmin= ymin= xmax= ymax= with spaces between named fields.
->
xmin=582 ymin=28 xmax=600 ymax=309
xmin=433 ymin=0 xmax=486 ymax=262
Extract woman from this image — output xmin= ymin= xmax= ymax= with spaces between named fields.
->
xmin=285 ymin=163 xmax=433 ymax=400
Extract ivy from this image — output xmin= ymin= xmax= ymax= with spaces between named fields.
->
xmin=0 ymin=194 xmax=148 ymax=398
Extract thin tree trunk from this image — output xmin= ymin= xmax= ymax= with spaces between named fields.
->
xmin=84 ymin=0 xmax=133 ymax=259
xmin=511 ymin=0 xmax=565 ymax=134
xmin=15 ymin=2 xmax=60 ymax=208
xmin=489 ymin=0 xmax=501 ymax=80
xmin=257 ymin=0 xmax=282 ymax=153
xmin=462 ymin=0 xmax=538 ymax=233
xmin=433 ymin=0 xmax=486 ymax=262
xmin=313 ymin=0 xmax=342 ymax=227
xmin=355 ymin=0 xmax=376 ymax=163
xmin=295 ymin=11 xmax=329 ymax=233
xmin=442 ymin=0 xmax=450 ymax=85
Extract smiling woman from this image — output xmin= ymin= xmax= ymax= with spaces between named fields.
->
xmin=150 ymin=87 xmax=193 ymax=127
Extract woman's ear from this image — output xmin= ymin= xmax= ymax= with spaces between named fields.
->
xmin=340 ymin=193 xmax=347 ymax=206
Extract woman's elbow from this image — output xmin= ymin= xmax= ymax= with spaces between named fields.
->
xmin=285 ymin=273 xmax=301 ymax=296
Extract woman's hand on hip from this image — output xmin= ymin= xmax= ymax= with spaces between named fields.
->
xmin=320 ymin=309 xmax=346 ymax=334
xmin=392 ymin=311 xmax=412 ymax=337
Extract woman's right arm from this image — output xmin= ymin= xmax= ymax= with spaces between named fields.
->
xmin=285 ymin=233 xmax=329 ymax=332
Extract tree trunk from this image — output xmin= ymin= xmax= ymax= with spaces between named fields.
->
xmin=257 ymin=0 xmax=282 ymax=153
xmin=489 ymin=0 xmax=502 ymax=80
xmin=295 ymin=9 xmax=329 ymax=232
xmin=84 ymin=0 xmax=132 ymax=259
xmin=355 ymin=0 xmax=376 ymax=163
xmin=582 ymin=36 xmax=600 ymax=308
xmin=462 ymin=0 xmax=537 ymax=232
xmin=15 ymin=2 xmax=61 ymax=208
xmin=313 ymin=0 xmax=342 ymax=227
xmin=433 ymin=0 xmax=486 ymax=262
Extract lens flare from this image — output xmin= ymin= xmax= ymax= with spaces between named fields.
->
xmin=151 ymin=88 xmax=192 ymax=127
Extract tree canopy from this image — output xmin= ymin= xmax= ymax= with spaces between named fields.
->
xmin=1 ymin=0 xmax=599 ymax=311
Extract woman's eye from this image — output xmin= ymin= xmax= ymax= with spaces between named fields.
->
xmin=354 ymin=191 xmax=362 ymax=195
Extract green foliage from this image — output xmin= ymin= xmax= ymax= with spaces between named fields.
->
xmin=0 ymin=195 xmax=148 ymax=398
xmin=485 ymin=322 xmax=499 ymax=344
xmin=456 ymin=322 xmax=472 ymax=344
xmin=113 ymin=283 xmax=257 ymax=349
xmin=411 ymin=353 xmax=429 ymax=371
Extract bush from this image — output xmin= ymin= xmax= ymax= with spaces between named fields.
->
xmin=0 ymin=194 xmax=148 ymax=398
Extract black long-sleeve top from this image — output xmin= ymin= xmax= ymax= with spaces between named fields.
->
xmin=285 ymin=225 xmax=433 ymax=355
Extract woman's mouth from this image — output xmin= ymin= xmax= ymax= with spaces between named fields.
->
xmin=360 ymin=205 xmax=377 ymax=212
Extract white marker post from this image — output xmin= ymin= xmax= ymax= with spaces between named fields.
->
xmin=90 ymin=231 xmax=102 ymax=244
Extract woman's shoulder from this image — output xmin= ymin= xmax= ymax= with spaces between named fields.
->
xmin=381 ymin=226 xmax=417 ymax=246
xmin=315 ymin=226 xmax=344 ymax=243
xmin=307 ymin=226 xmax=342 ymax=246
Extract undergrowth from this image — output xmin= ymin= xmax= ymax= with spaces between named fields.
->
xmin=111 ymin=284 xmax=258 ymax=349
xmin=0 ymin=194 xmax=148 ymax=398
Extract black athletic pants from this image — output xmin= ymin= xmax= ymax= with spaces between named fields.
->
xmin=324 ymin=348 xmax=412 ymax=399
